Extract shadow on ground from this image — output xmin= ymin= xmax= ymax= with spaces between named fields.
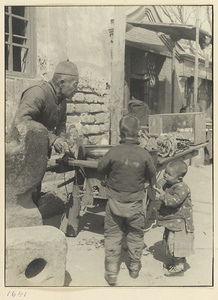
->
xmin=43 ymin=214 xmax=63 ymax=228
xmin=41 ymin=201 xmax=106 ymax=235
xmin=147 ymin=241 xmax=166 ymax=263
xmin=147 ymin=240 xmax=190 ymax=271
xmin=64 ymin=270 xmax=72 ymax=287
xmin=78 ymin=206 xmax=105 ymax=235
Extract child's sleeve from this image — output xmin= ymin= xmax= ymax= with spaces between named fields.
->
xmin=97 ymin=150 xmax=112 ymax=176
xmin=160 ymin=185 xmax=189 ymax=208
xmin=145 ymin=154 xmax=156 ymax=181
xmin=156 ymin=178 xmax=167 ymax=189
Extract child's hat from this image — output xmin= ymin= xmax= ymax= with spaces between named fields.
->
xmin=120 ymin=115 xmax=140 ymax=138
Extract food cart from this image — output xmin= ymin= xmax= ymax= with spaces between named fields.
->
xmin=56 ymin=112 xmax=208 ymax=237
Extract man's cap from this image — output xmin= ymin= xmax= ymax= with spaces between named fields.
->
xmin=54 ymin=61 xmax=79 ymax=76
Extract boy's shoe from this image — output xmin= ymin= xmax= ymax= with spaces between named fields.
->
xmin=104 ymin=274 xmax=117 ymax=286
xmin=129 ymin=261 xmax=142 ymax=279
xmin=129 ymin=270 xmax=140 ymax=279
xmin=164 ymin=265 xmax=184 ymax=277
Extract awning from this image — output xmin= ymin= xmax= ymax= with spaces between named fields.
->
xmin=125 ymin=25 xmax=172 ymax=57
xmin=127 ymin=21 xmax=212 ymax=43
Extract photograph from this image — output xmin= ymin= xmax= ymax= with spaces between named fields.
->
xmin=2 ymin=1 xmax=215 ymax=297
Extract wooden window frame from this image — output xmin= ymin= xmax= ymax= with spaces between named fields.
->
xmin=5 ymin=6 xmax=36 ymax=78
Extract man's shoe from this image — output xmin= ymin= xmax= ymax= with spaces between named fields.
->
xmin=104 ymin=274 xmax=117 ymax=286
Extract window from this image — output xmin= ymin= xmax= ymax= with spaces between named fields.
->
xmin=5 ymin=6 xmax=35 ymax=76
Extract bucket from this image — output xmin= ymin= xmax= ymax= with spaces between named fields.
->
xmin=78 ymin=145 xmax=112 ymax=160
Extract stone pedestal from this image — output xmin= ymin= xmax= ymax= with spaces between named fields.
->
xmin=6 ymin=121 xmax=49 ymax=228
xmin=6 ymin=226 xmax=67 ymax=286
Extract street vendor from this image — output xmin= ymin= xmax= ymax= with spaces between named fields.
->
xmin=12 ymin=60 xmax=79 ymax=153
xmin=10 ymin=60 xmax=79 ymax=202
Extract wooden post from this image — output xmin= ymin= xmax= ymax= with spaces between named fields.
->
xmin=171 ymin=40 xmax=176 ymax=113
xmin=124 ymin=48 xmax=131 ymax=115
xmin=194 ymin=6 xmax=200 ymax=111
xmin=110 ymin=6 xmax=126 ymax=145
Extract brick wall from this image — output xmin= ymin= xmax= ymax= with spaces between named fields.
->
xmin=66 ymin=91 xmax=110 ymax=145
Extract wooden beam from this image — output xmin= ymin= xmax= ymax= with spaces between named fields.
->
xmin=110 ymin=6 xmax=126 ymax=145
xmin=194 ymin=6 xmax=200 ymax=111
xmin=171 ymin=40 xmax=176 ymax=113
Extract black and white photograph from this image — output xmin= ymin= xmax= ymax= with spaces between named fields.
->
xmin=2 ymin=1 xmax=215 ymax=298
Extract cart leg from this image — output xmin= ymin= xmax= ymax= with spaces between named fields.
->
xmin=60 ymin=183 xmax=81 ymax=237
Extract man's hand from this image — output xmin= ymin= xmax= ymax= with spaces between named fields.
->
xmin=53 ymin=137 xmax=65 ymax=153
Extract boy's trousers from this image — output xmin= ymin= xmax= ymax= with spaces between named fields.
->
xmin=104 ymin=201 xmax=144 ymax=276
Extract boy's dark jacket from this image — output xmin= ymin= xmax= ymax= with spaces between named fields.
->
xmin=97 ymin=138 xmax=156 ymax=196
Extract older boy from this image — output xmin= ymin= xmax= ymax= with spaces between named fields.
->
xmin=98 ymin=115 xmax=156 ymax=286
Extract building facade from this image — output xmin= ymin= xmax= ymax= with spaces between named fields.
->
xmin=5 ymin=5 xmax=212 ymax=144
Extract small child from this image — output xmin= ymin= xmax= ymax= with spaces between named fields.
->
xmin=154 ymin=160 xmax=194 ymax=277
xmin=97 ymin=115 xmax=156 ymax=286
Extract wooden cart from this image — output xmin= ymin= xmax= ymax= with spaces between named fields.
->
xmin=57 ymin=142 xmax=207 ymax=237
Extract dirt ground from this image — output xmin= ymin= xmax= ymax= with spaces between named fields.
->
xmin=45 ymin=164 xmax=213 ymax=287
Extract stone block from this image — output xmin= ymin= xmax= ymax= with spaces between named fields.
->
xmin=88 ymin=135 xmax=102 ymax=145
xmin=67 ymin=115 xmax=80 ymax=124
xmin=78 ymin=86 xmax=93 ymax=93
xmin=89 ymin=104 xmax=102 ymax=113
xmin=74 ymin=103 xmax=90 ymax=113
xmin=80 ymin=114 xmax=95 ymax=124
xmin=67 ymin=103 xmax=76 ymax=114
xmin=85 ymin=94 xmax=96 ymax=103
xmin=6 ymin=121 xmax=49 ymax=228
xmin=100 ymin=104 xmax=109 ymax=112
xmin=6 ymin=121 xmax=49 ymax=195
xmin=96 ymin=96 xmax=105 ymax=104
xmin=88 ymin=124 xmax=101 ymax=134
xmin=73 ymin=92 xmax=85 ymax=102
xmin=99 ymin=123 xmax=110 ymax=132
xmin=81 ymin=124 xmax=90 ymax=135
xmin=6 ymin=190 xmax=43 ymax=228
xmin=94 ymin=113 xmax=108 ymax=124
xmin=6 ymin=226 xmax=67 ymax=286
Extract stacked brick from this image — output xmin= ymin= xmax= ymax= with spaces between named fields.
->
xmin=66 ymin=91 xmax=110 ymax=145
